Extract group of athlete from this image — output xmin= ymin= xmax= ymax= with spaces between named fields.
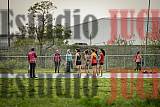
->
xmin=57 ymin=48 xmax=106 ymax=77
xmin=73 ymin=48 xmax=105 ymax=77
xmin=27 ymin=48 xmax=105 ymax=78
xmin=28 ymin=47 xmax=142 ymax=78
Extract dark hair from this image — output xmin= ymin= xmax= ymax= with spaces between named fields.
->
xmin=76 ymin=48 xmax=80 ymax=52
xmin=95 ymin=50 xmax=98 ymax=55
xmin=137 ymin=51 xmax=140 ymax=54
xmin=31 ymin=48 xmax=34 ymax=51
xmin=85 ymin=50 xmax=89 ymax=54
xmin=100 ymin=49 xmax=105 ymax=56
xmin=91 ymin=49 xmax=95 ymax=52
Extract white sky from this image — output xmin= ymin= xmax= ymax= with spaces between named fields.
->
xmin=0 ymin=0 xmax=160 ymax=33
xmin=1 ymin=0 xmax=160 ymax=18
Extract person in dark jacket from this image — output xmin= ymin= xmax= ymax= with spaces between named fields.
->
xmin=75 ymin=49 xmax=82 ymax=76
xmin=28 ymin=48 xmax=37 ymax=78
xmin=53 ymin=50 xmax=61 ymax=73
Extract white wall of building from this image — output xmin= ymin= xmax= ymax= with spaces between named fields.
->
xmin=69 ymin=18 xmax=155 ymax=45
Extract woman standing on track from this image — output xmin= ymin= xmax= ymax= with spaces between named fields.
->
xmin=53 ymin=50 xmax=61 ymax=73
xmin=75 ymin=49 xmax=82 ymax=76
xmin=66 ymin=49 xmax=73 ymax=73
xmin=95 ymin=49 xmax=99 ymax=75
xmin=134 ymin=51 xmax=142 ymax=71
xmin=28 ymin=48 xmax=37 ymax=78
xmin=84 ymin=50 xmax=90 ymax=75
xmin=91 ymin=49 xmax=97 ymax=77
xmin=99 ymin=49 xmax=105 ymax=76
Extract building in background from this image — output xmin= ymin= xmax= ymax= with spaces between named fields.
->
xmin=0 ymin=35 xmax=8 ymax=49
xmin=69 ymin=18 xmax=159 ymax=45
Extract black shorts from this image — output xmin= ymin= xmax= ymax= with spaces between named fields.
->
xmin=92 ymin=63 xmax=97 ymax=66
xmin=100 ymin=63 xmax=104 ymax=65
xmin=76 ymin=61 xmax=81 ymax=65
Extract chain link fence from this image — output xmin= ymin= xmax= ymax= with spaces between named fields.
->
xmin=0 ymin=54 xmax=160 ymax=71
xmin=105 ymin=54 xmax=160 ymax=70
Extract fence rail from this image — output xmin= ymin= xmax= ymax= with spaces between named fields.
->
xmin=0 ymin=54 xmax=160 ymax=70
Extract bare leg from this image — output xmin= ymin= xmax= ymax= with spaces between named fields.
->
xmin=84 ymin=65 xmax=87 ymax=74
xmin=99 ymin=65 xmax=101 ymax=76
xmin=87 ymin=65 xmax=89 ymax=74
xmin=79 ymin=65 xmax=81 ymax=75
xmin=93 ymin=66 xmax=96 ymax=77
xmin=96 ymin=65 xmax=99 ymax=76
xmin=85 ymin=65 xmax=89 ymax=75
xmin=100 ymin=65 xmax=103 ymax=76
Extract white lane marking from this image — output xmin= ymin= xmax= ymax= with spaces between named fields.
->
xmin=0 ymin=73 xmax=160 ymax=78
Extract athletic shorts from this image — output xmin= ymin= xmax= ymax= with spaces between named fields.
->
xmin=76 ymin=61 xmax=81 ymax=65
xmin=92 ymin=63 xmax=97 ymax=66
xmin=99 ymin=63 xmax=104 ymax=65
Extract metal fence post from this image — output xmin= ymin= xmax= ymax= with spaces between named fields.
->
xmin=124 ymin=56 xmax=126 ymax=68
xmin=105 ymin=55 xmax=109 ymax=71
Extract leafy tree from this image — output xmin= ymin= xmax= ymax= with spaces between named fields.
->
xmin=147 ymin=31 xmax=160 ymax=46
xmin=114 ymin=35 xmax=135 ymax=46
xmin=53 ymin=24 xmax=71 ymax=46
xmin=143 ymin=18 xmax=160 ymax=46
xmin=15 ymin=1 xmax=72 ymax=67
xmin=27 ymin=1 xmax=57 ymax=56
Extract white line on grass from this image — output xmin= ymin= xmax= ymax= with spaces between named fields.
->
xmin=0 ymin=73 xmax=160 ymax=78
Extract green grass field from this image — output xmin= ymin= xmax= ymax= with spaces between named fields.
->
xmin=1 ymin=68 xmax=158 ymax=74
xmin=0 ymin=78 xmax=160 ymax=107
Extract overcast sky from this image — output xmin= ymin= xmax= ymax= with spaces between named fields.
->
xmin=0 ymin=0 xmax=160 ymax=33
xmin=1 ymin=0 xmax=160 ymax=18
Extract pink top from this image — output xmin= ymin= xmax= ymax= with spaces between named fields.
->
xmin=99 ymin=53 xmax=105 ymax=63
xmin=53 ymin=53 xmax=61 ymax=62
xmin=28 ymin=51 xmax=37 ymax=63
xmin=134 ymin=54 xmax=142 ymax=63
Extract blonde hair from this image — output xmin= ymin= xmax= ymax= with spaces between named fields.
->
xmin=67 ymin=49 xmax=70 ymax=53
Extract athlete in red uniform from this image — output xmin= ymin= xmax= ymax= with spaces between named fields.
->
xmin=99 ymin=49 xmax=105 ymax=76
xmin=28 ymin=48 xmax=37 ymax=78
xmin=91 ymin=49 xmax=97 ymax=77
